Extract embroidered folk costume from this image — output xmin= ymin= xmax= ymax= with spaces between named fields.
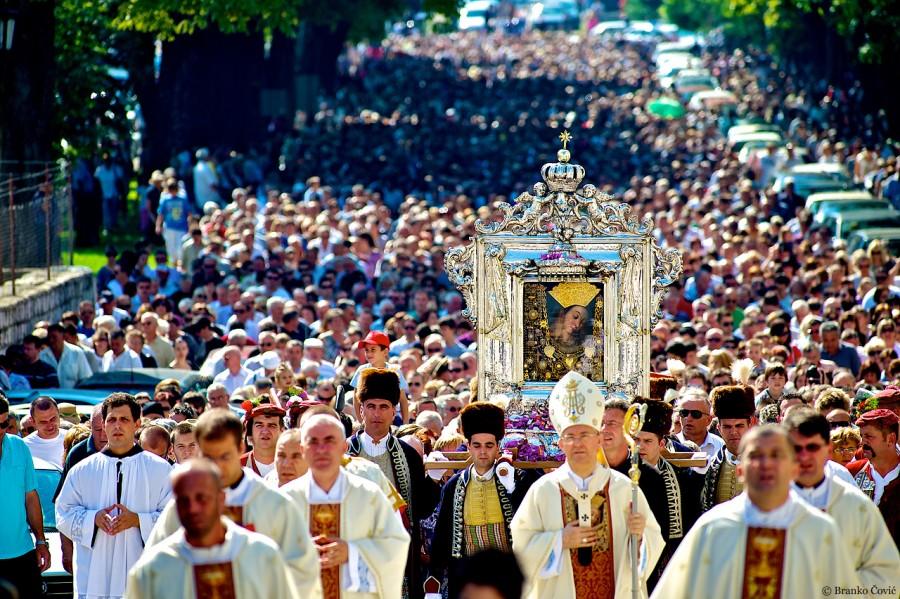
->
xmin=127 ymin=518 xmax=299 ymax=599
xmin=649 ymin=492 xmax=859 ymax=599
xmin=346 ymin=369 xmax=438 ymax=599
xmin=511 ymin=372 xmax=664 ymax=599
xmin=430 ymin=403 xmax=538 ymax=595
xmin=239 ymin=404 xmax=286 ymax=478
xmin=147 ymin=467 xmax=321 ymax=598
xmin=700 ymin=385 xmax=756 ymax=512
xmin=630 ymin=397 xmax=702 ymax=591
xmin=283 ymin=469 xmax=411 ymax=599
xmin=846 ymin=409 xmax=900 ymax=547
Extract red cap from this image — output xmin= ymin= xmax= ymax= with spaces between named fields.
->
xmin=357 ymin=331 xmax=390 ymax=349
xmin=855 ymin=408 xmax=900 ymax=428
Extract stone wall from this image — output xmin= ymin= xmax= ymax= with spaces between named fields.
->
xmin=0 ymin=267 xmax=94 ymax=349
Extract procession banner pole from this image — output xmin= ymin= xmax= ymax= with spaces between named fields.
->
xmin=623 ymin=403 xmax=647 ymax=599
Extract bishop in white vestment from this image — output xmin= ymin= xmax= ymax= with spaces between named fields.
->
xmin=510 ymin=372 xmax=664 ymax=599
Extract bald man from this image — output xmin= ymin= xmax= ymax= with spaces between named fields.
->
xmin=211 ymin=346 xmax=252 ymax=395
xmin=127 ymin=459 xmax=299 ymax=599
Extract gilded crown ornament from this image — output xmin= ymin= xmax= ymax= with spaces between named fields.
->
xmin=548 ymin=281 xmax=600 ymax=308
xmin=541 ymin=130 xmax=586 ymax=193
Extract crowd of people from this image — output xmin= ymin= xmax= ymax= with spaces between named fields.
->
xmin=1 ymin=25 xmax=900 ymax=599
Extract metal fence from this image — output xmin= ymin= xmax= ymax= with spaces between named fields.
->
xmin=0 ymin=164 xmax=74 ymax=294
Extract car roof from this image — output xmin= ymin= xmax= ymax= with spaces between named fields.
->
xmin=75 ymin=368 xmax=211 ymax=393
xmin=4 ymin=388 xmax=109 ymax=406
xmin=848 ymin=227 xmax=900 ymax=240
xmin=836 ymin=208 xmax=900 ymax=221
xmin=806 ymin=191 xmax=876 ymax=202
xmin=789 ymin=163 xmax=849 ymax=175
xmin=729 ymin=131 xmax=783 ymax=143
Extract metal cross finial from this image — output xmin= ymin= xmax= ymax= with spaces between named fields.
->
xmin=559 ymin=130 xmax=573 ymax=149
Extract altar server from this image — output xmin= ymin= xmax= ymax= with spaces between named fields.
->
xmin=56 ymin=393 xmax=172 ymax=599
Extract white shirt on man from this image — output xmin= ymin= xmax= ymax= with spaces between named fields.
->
xmin=213 ymin=367 xmax=253 ymax=396
xmin=102 ymin=348 xmax=143 ymax=372
xmin=23 ymin=431 xmax=66 ymax=469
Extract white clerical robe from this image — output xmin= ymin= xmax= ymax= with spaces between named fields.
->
xmin=510 ymin=462 xmax=664 ymax=599
xmin=794 ymin=476 xmax=900 ymax=588
xmin=147 ymin=467 xmax=321 ymax=599
xmin=650 ymin=491 xmax=860 ymax=599
xmin=56 ymin=448 xmax=172 ymax=599
xmin=126 ymin=518 xmax=299 ymax=599
xmin=282 ymin=468 xmax=411 ymax=599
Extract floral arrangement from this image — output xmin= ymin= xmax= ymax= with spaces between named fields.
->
xmin=503 ymin=403 xmax=565 ymax=462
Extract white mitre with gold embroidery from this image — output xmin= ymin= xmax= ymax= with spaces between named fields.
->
xmin=548 ymin=371 xmax=605 ymax=434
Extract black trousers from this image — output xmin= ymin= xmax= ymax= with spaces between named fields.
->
xmin=0 ymin=550 xmax=43 ymax=599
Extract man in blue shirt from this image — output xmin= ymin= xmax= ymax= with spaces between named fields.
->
xmin=0 ymin=393 xmax=50 ymax=596
xmin=155 ymin=178 xmax=191 ymax=266
xmin=820 ymin=320 xmax=862 ymax=377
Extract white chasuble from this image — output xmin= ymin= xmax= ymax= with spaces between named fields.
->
xmin=56 ymin=448 xmax=172 ymax=599
xmin=283 ymin=468 xmax=411 ymax=599
xmin=796 ymin=477 xmax=900 ymax=588
xmin=510 ymin=463 xmax=664 ymax=599
xmin=126 ymin=518 xmax=299 ymax=599
xmin=650 ymin=492 xmax=860 ymax=599
xmin=147 ymin=467 xmax=322 ymax=599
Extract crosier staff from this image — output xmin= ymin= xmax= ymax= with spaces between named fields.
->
xmin=623 ymin=403 xmax=647 ymax=599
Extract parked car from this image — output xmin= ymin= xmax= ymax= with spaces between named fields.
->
xmin=528 ymin=0 xmax=579 ymax=30
xmin=75 ymin=368 xmax=212 ymax=395
xmin=458 ymin=0 xmax=495 ymax=30
xmin=33 ymin=457 xmax=72 ymax=598
xmin=773 ymin=164 xmax=854 ymax=197
xmin=804 ymin=190 xmax=877 ymax=217
xmin=728 ymin=131 xmax=783 ymax=153
xmin=829 ymin=208 xmax=900 ymax=240
xmin=846 ymin=228 xmax=900 ymax=254
xmin=815 ymin=198 xmax=890 ymax=224
xmin=3 ymin=388 xmax=108 ymax=407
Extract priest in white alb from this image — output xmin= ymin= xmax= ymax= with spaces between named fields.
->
xmin=511 ymin=372 xmax=665 ymax=599
xmin=146 ymin=408 xmax=322 ymax=598
xmin=283 ymin=412 xmax=410 ymax=599
xmin=126 ymin=459 xmax=299 ymax=599
xmin=650 ymin=424 xmax=860 ymax=599
xmin=56 ymin=393 xmax=173 ymax=599
xmin=783 ymin=407 xmax=900 ymax=588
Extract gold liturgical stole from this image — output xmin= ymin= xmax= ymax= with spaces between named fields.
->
xmin=310 ymin=503 xmax=341 ymax=599
xmin=193 ymin=562 xmax=236 ymax=599
xmin=559 ymin=483 xmax=616 ymax=599
xmin=741 ymin=527 xmax=786 ymax=599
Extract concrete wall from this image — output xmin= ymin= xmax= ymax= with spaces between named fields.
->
xmin=0 ymin=267 xmax=94 ymax=349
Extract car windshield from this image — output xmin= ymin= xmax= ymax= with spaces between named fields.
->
xmin=35 ymin=468 xmax=61 ymax=532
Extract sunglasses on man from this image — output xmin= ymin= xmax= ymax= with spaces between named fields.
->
xmin=678 ymin=409 xmax=709 ymax=420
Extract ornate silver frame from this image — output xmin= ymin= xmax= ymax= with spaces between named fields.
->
xmin=446 ymin=137 xmax=682 ymax=416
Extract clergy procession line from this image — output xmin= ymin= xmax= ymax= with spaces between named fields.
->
xmin=2 ymin=360 xmax=899 ymax=599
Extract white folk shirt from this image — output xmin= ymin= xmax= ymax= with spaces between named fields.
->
xmin=23 ymin=431 xmax=65 ymax=469
xmin=676 ymin=430 xmax=725 ymax=474
xmin=56 ymin=447 xmax=172 ymax=599
xmin=868 ymin=462 xmax=900 ymax=505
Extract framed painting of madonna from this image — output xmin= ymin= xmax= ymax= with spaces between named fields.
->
xmin=523 ymin=281 xmax=604 ymax=382
xmin=445 ymin=136 xmax=683 ymax=411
